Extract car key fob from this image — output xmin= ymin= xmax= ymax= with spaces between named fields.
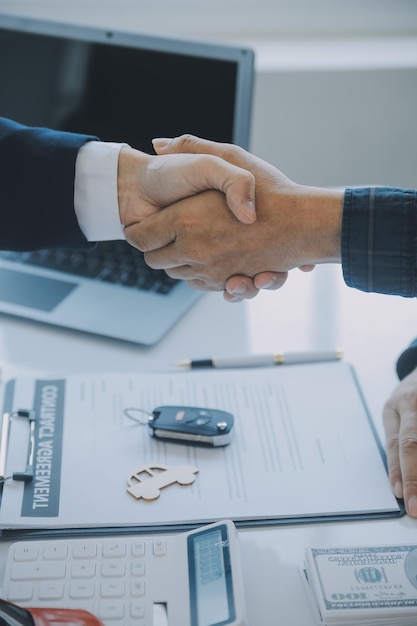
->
xmin=148 ymin=405 xmax=234 ymax=446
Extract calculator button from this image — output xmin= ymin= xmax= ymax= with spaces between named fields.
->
xmin=71 ymin=561 xmax=96 ymax=578
xmin=130 ymin=599 xmax=146 ymax=618
xmin=38 ymin=580 xmax=65 ymax=600
xmin=69 ymin=581 xmax=95 ymax=599
xmin=131 ymin=560 xmax=146 ymax=576
xmin=102 ymin=541 xmax=126 ymax=558
xmin=131 ymin=541 xmax=146 ymax=557
xmin=72 ymin=543 xmax=97 ymax=559
xmin=13 ymin=543 xmax=39 ymax=561
xmin=43 ymin=544 xmax=68 ymax=560
xmin=7 ymin=582 xmax=33 ymax=602
xmin=98 ymin=600 xmax=125 ymax=619
xmin=100 ymin=580 xmax=125 ymax=598
xmin=131 ymin=579 xmax=145 ymax=597
xmin=11 ymin=561 xmax=66 ymax=580
xmin=152 ymin=540 xmax=167 ymax=556
xmin=101 ymin=560 xmax=126 ymax=577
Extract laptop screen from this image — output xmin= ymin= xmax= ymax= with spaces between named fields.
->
xmin=0 ymin=16 xmax=254 ymax=151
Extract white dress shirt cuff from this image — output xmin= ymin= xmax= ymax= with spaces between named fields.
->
xmin=74 ymin=141 xmax=128 ymax=241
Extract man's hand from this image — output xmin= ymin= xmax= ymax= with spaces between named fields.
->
xmin=125 ymin=135 xmax=342 ymax=296
xmin=117 ymin=145 xmax=256 ymax=228
xmin=126 ymin=189 xmax=297 ymax=290
xmin=383 ymin=368 xmax=417 ymax=518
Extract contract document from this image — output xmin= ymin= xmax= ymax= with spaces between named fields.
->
xmin=0 ymin=362 xmax=403 ymax=536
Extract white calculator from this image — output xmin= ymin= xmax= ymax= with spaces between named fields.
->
xmin=2 ymin=520 xmax=247 ymax=626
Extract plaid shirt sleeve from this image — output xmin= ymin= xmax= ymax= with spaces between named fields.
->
xmin=341 ymin=187 xmax=417 ymax=297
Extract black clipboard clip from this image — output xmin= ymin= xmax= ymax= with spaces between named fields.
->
xmin=0 ymin=409 xmax=36 ymax=483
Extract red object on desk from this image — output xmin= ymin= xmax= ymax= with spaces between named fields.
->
xmin=29 ymin=607 xmax=104 ymax=626
xmin=0 ymin=599 xmax=104 ymax=625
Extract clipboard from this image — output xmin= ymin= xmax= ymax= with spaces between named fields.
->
xmin=0 ymin=362 xmax=405 ymax=540
xmin=0 ymin=409 xmax=36 ymax=484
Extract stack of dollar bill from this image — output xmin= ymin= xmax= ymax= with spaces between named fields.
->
xmin=302 ymin=544 xmax=417 ymax=625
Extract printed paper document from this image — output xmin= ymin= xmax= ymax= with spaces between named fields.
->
xmin=0 ymin=362 xmax=401 ymax=531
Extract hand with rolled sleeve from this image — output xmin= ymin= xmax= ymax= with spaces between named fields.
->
xmin=142 ymin=134 xmax=417 ymax=302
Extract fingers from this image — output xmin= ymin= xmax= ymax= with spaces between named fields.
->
xmin=398 ymin=408 xmax=417 ymax=517
xmin=382 ymin=404 xmax=403 ymax=498
xmin=153 ymin=134 xmax=237 ymax=161
xmin=196 ymin=156 xmax=256 ymax=224
xmin=383 ymin=379 xmax=417 ymax=518
xmin=224 ymin=276 xmax=261 ymax=302
xmin=124 ymin=211 xmax=176 ymax=253
xmin=152 ymin=132 xmax=295 ymax=192
xmin=150 ymin=140 xmax=256 ymax=224
xmin=152 ymin=134 xmax=267 ymax=178
xmin=224 ymin=272 xmax=288 ymax=302
xmin=253 ymin=272 xmax=288 ymax=291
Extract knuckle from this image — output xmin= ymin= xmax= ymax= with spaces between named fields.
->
xmin=143 ymin=251 xmax=157 ymax=268
xmin=388 ymin=463 xmax=403 ymax=489
xmin=221 ymin=143 xmax=244 ymax=165
xmin=400 ymin=432 xmax=417 ymax=454
xmin=388 ymin=461 xmax=402 ymax=478
xmin=176 ymin=133 xmax=199 ymax=151
xmin=124 ymin=231 xmax=147 ymax=253
xmin=164 ymin=268 xmax=179 ymax=279
xmin=385 ymin=434 xmax=399 ymax=454
xmin=402 ymin=477 xmax=417 ymax=493
xmin=234 ymin=167 xmax=254 ymax=186
xmin=134 ymin=238 xmax=148 ymax=253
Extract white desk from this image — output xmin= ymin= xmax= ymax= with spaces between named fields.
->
xmin=0 ymin=264 xmax=416 ymax=625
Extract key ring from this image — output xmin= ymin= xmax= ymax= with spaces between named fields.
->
xmin=123 ymin=407 xmax=154 ymax=425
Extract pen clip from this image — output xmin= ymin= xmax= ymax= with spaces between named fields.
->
xmin=0 ymin=409 xmax=36 ymax=483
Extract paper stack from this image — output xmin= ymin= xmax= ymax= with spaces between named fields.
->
xmin=302 ymin=544 xmax=417 ymax=625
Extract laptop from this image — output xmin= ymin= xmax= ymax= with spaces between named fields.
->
xmin=0 ymin=15 xmax=254 ymax=345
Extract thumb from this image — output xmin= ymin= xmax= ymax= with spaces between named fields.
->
xmin=152 ymin=136 xmax=256 ymax=224
xmin=153 ymin=134 xmax=230 ymax=159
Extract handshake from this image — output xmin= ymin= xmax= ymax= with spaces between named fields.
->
xmin=121 ymin=134 xmax=344 ymax=303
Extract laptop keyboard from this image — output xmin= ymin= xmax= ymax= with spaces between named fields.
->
xmin=3 ymin=535 xmax=169 ymax=626
xmin=0 ymin=241 xmax=177 ymax=295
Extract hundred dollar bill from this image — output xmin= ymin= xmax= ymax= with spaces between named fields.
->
xmin=305 ymin=544 xmax=417 ymax=613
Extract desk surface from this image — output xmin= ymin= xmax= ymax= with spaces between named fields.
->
xmin=0 ymin=264 xmax=416 ymax=624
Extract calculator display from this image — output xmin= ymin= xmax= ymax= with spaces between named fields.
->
xmin=187 ymin=524 xmax=236 ymax=626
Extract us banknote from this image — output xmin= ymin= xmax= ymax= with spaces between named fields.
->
xmin=303 ymin=544 xmax=417 ymax=625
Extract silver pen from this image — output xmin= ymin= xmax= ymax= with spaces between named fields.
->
xmin=176 ymin=349 xmax=343 ymax=369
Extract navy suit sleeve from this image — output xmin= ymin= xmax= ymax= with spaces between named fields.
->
xmin=0 ymin=117 xmax=98 ymax=250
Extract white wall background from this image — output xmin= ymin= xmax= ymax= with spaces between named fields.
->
xmin=0 ymin=1 xmax=416 ymax=40
xmin=1 ymin=0 xmax=417 ymax=187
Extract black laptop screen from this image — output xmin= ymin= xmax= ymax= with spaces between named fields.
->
xmin=0 ymin=23 xmax=252 ymax=151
